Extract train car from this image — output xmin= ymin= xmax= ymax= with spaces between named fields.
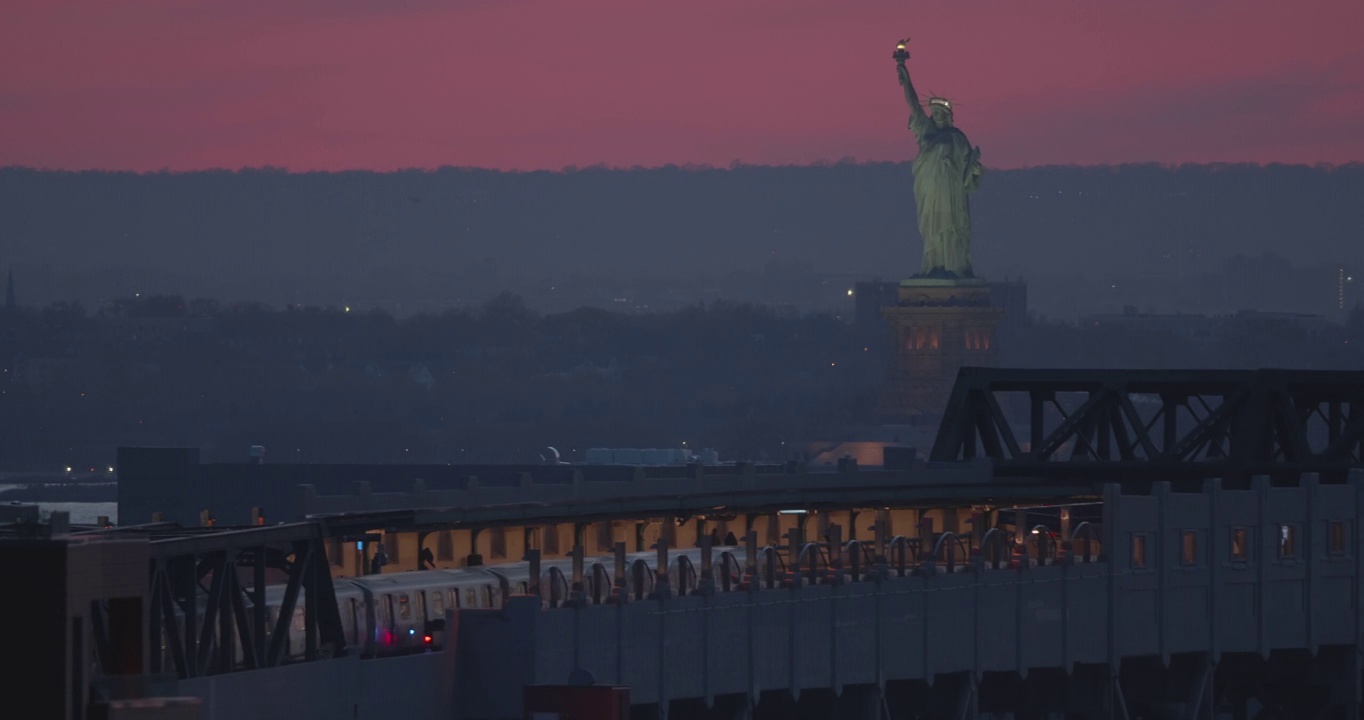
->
xmin=348 ymin=570 xmax=476 ymax=654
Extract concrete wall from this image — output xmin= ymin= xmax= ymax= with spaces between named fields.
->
xmin=453 ymin=474 xmax=1364 ymax=719
xmin=170 ymin=650 xmax=455 ymax=720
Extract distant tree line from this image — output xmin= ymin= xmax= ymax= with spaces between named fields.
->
xmin=0 ymin=293 xmax=1358 ymax=470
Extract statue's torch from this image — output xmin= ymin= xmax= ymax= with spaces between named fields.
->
xmin=893 ymin=38 xmax=910 ymax=64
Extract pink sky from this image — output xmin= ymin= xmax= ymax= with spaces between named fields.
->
xmin=3 ymin=0 xmax=1362 ymax=171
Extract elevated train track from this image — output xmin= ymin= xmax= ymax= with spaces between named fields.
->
xmin=26 ymin=367 xmax=1364 ymax=718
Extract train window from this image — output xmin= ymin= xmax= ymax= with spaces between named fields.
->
xmin=1278 ymin=525 xmax=1296 ymax=559
xmin=487 ymin=584 xmax=501 ymax=608
xmin=465 ymin=588 xmax=478 ymax=608
xmin=397 ymin=594 xmax=412 ymax=620
xmin=450 ymin=589 xmax=460 ymax=609
xmin=292 ymin=609 xmax=305 ymax=633
xmin=429 ymin=590 xmax=444 ymax=615
xmin=1230 ymin=527 xmax=1248 ymax=562
xmin=347 ymin=599 xmax=360 ymax=646
xmin=1180 ymin=531 xmax=1197 ymax=566
xmin=379 ymin=596 xmax=392 ymax=635
xmin=1130 ymin=534 xmax=1147 ymax=569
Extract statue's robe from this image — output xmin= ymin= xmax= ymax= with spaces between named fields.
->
xmin=910 ymin=112 xmax=981 ymax=277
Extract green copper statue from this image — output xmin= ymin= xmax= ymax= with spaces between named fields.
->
xmin=896 ymin=41 xmax=983 ymax=278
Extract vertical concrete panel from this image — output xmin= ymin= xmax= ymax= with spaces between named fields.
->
xmin=1216 ymin=487 xmax=1259 ymax=654
xmin=834 ymin=588 xmax=880 ymax=688
xmin=976 ymin=569 xmax=1019 ymax=672
xmin=1164 ymin=490 xmax=1212 ymax=656
xmin=794 ymin=585 xmax=833 ymax=692
xmin=705 ymin=595 xmax=753 ymax=698
xmin=665 ymin=595 xmax=706 ymax=701
xmin=619 ymin=601 xmax=661 ymax=704
xmin=1313 ymin=482 xmax=1356 ymax=648
xmin=1064 ymin=566 xmax=1108 ymax=666
xmin=749 ymin=590 xmax=791 ymax=693
xmin=534 ymin=609 xmax=578 ymax=687
xmin=458 ymin=599 xmax=536 ymax=720
xmin=878 ymin=575 xmax=926 ymax=681
xmin=1263 ymin=486 xmax=1309 ymax=651
xmin=925 ymin=574 xmax=976 ymax=675
xmin=1113 ymin=493 xmax=1160 ymax=659
xmin=1019 ymin=566 xmax=1066 ymax=670
xmin=575 ymin=605 xmax=621 ymax=685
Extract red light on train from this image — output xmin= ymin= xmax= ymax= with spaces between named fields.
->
xmin=423 ymin=634 xmax=433 ymax=645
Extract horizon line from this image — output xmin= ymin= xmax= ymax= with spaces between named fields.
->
xmin=4 ymin=160 xmax=1364 ymax=176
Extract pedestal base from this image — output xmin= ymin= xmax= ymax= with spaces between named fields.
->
xmin=878 ymin=279 xmax=1003 ymax=423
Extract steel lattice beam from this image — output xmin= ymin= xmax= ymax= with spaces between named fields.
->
xmin=147 ymin=525 xmax=347 ymax=679
xmin=930 ymin=368 xmax=1364 ymax=484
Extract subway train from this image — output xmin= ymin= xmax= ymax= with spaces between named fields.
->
xmin=166 ymin=530 xmax=1072 ymax=671
xmin=161 ymin=547 xmax=745 ymax=670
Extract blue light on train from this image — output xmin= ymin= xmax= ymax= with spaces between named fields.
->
xmin=356 ymin=542 xmax=364 ymax=551
xmin=408 ymin=628 xmax=416 ymax=635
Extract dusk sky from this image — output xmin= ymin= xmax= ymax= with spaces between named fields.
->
xmin=3 ymin=0 xmax=1363 ymax=172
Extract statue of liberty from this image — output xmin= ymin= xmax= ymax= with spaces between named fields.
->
xmin=895 ymin=42 xmax=983 ymax=278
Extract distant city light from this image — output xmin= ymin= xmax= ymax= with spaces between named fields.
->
xmin=846 ymin=289 xmax=854 ymax=296
xmin=65 ymin=466 xmax=72 ymax=473
xmin=107 ymin=467 xmax=114 ymax=472
xmin=345 ymin=306 xmax=351 ymax=312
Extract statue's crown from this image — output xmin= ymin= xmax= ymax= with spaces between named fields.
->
xmin=928 ymin=97 xmax=952 ymax=111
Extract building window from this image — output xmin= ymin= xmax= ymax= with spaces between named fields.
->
xmin=1230 ymin=527 xmax=1248 ymax=562
xmin=543 ymin=525 xmax=560 ymax=556
xmin=385 ymin=532 xmax=401 ymax=564
xmin=1181 ymin=530 xmax=1198 ymax=566
xmin=1131 ymin=534 xmax=1147 ymax=569
xmin=1278 ymin=524 xmax=1295 ymax=559
xmin=1329 ymin=520 xmax=1348 ymax=557
xmin=437 ymin=531 xmax=454 ymax=562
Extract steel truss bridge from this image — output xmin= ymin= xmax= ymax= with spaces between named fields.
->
xmin=931 ymin=368 xmax=1364 ymax=485
xmin=52 ymin=367 xmax=1364 ymax=720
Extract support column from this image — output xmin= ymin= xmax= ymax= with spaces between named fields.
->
xmin=838 ymin=684 xmax=884 ymax=720
xmin=953 ymin=674 xmax=978 ymax=720
xmin=1106 ymin=670 xmax=1130 ymax=720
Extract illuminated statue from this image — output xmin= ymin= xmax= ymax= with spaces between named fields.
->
xmin=895 ymin=39 xmax=983 ymax=278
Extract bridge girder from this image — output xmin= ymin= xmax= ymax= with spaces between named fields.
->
xmin=930 ymin=368 xmax=1364 ymax=485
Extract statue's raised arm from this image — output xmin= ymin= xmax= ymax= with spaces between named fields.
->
xmin=897 ymin=63 xmax=926 ymax=122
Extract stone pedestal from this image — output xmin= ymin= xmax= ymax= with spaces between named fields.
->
xmin=878 ymin=278 xmax=1003 ymax=423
